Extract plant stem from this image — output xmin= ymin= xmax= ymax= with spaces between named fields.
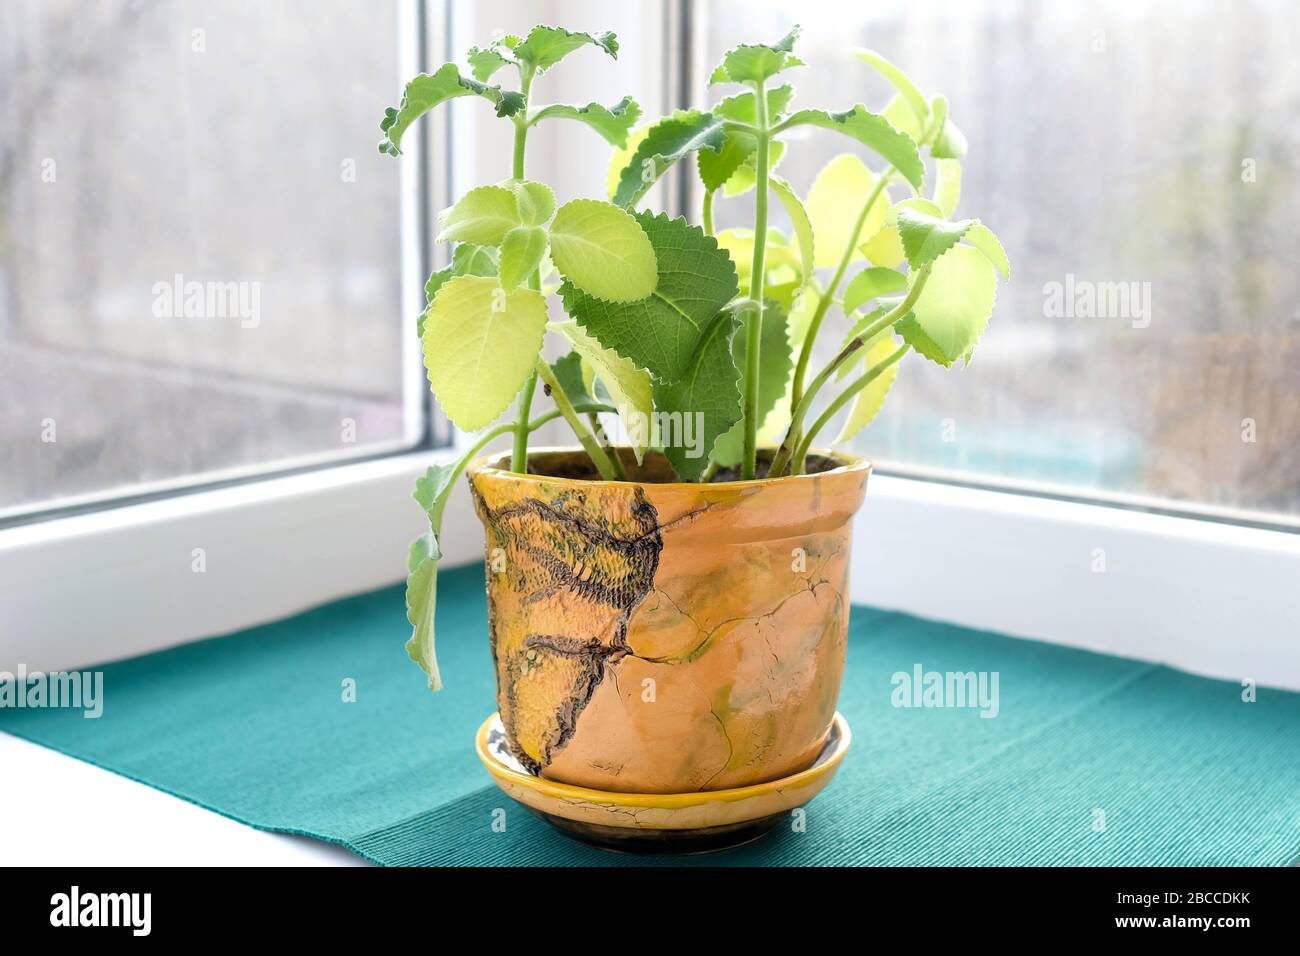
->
xmin=788 ymin=171 xmax=892 ymax=424
xmin=741 ymin=80 xmax=772 ymax=481
xmin=771 ymin=266 xmax=931 ymax=477
xmin=534 ymin=359 xmax=620 ymax=480
xmin=588 ymin=413 xmax=629 ymax=480
xmin=508 ymin=66 xmax=538 ymax=474
xmin=702 ymin=188 xmax=716 ymax=236
xmin=790 ymin=344 xmax=910 ymax=471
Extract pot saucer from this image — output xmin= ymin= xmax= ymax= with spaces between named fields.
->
xmin=474 ymin=711 xmax=851 ymax=855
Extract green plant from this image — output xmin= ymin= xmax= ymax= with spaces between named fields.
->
xmin=380 ymin=24 xmax=1009 ymax=689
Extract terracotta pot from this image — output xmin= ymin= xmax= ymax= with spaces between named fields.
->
xmin=467 ymin=447 xmax=870 ymax=795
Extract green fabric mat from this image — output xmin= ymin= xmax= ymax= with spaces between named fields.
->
xmin=3 ymin=563 xmax=1298 ymax=866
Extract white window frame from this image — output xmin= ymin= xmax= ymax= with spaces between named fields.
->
xmin=2 ymin=0 xmax=1297 ymax=693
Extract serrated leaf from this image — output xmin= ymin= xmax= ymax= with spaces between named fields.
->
xmin=712 ymin=84 xmax=796 ymax=124
xmin=552 ymin=320 xmax=655 ymax=464
xmin=896 ymin=207 xmax=975 ymax=269
xmin=905 ymin=244 xmax=997 ymax=365
xmin=853 ymin=49 xmax=929 ymax=130
xmin=713 ymin=300 xmax=793 ymax=467
xmin=436 ymin=185 xmax=521 ymax=245
xmin=769 ymin=177 xmax=814 ymax=283
xmin=549 ymin=350 xmax=596 ymax=405
xmin=467 ymin=45 xmax=514 ymax=82
xmin=498 ymin=226 xmax=548 ymax=290
xmin=933 ymin=158 xmax=962 ymax=218
xmin=654 ymin=311 xmax=742 ymax=480
xmin=412 ymin=461 xmax=459 ymax=525
xmin=698 ymin=130 xmax=756 ymax=192
xmin=530 ymin=96 xmax=642 ymax=148
xmin=778 ymin=105 xmax=924 ymax=190
xmin=928 ymin=96 xmax=968 ymax=158
xmin=721 ymin=140 xmax=786 ymax=197
xmin=512 ymin=25 xmax=618 ymax=72
xmin=710 ymin=26 xmax=804 ymax=85
xmin=561 ymin=212 xmax=738 ymax=382
xmin=451 ymin=243 xmax=499 ymax=277
xmin=963 ymin=223 xmax=1010 ymax=280
xmin=833 ymin=335 xmax=903 ymax=445
xmin=379 ymin=63 xmax=524 ymax=156
xmin=549 ymin=199 xmax=658 ymax=302
xmin=422 ymin=276 xmax=548 ymax=430
xmin=808 ymin=154 xmax=888 ymax=270
xmin=507 ymin=180 xmax=555 ymax=227
xmin=419 ymin=266 xmax=452 ymax=339
xmin=843 ymin=266 xmax=908 ymax=314
xmin=859 ymin=197 xmax=944 ymax=269
xmin=405 ymin=532 xmax=442 ymax=691
xmin=881 ymin=94 xmax=924 ymax=144
xmin=611 ymin=110 xmax=727 ymax=208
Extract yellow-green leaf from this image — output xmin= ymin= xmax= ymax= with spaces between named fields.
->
xmin=548 ymin=199 xmax=658 ymax=302
xmin=833 ymin=334 xmax=903 ymax=444
xmin=808 ymin=154 xmax=888 ymax=269
xmin=905 ymin=244 xmax=997 ymax=365
xmin=770 ymin=176 xmax=814 ymax=284
xmin=436 ymin=185 xmax=520 ymax=246
xmin=422 ymin=276 xmax=547 ymax=430
xmin=498 ymin=226 xmax=548 ymax=290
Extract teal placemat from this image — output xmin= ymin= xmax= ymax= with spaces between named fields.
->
xmin=3 ymin=563 xmax=1298 ymax=865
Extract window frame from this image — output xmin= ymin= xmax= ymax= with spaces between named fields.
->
xmin=2 ymin=0 xmax=1297 ymax=694
xmin=0 ymin=0 xmax=448 ymax=530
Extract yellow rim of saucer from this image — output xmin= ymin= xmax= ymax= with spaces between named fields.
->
xmin=475 ymin=711 xmax=851 ymax=810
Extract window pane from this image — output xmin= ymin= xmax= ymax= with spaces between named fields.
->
xmin=701 ymin=0 xmax=1300 ymax=522
xmin=0 ymin=0 xmax=419 ymax=517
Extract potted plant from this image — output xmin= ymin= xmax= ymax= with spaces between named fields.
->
xmin=380 ymin=24 xmax=1008 ymax=851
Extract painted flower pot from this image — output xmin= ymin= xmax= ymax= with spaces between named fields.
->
xmin=467 ymin=448 xmax=870 ymax=797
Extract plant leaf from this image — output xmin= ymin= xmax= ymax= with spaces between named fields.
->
xmin=606 ymin=125 xmax=650 ymax=199
xmin=530 ymin=96 xmax=642 ymax=148
xmin=712 ymin=84 xmax=796 ymax=124
xmin=548 ymin=199 xmax=659 ymax=302
xmin=963 ymin=222 xmax=1010 ymax=280
xmin=467 ymin=45 xmax=514 ymax=82
xmin=933 ymin=158 xmax=962 ymax=218
xmin=405 ymin=532 xmax=442 ymax=691
xmin=853 ymin=49 xmax=929 ymax=131
xmin=833 ymin=334 xmax=903 ymax=445
xmin=512 ymin=25 xmax=618 ymax=72
xmin=807 ymin=154 xmax=889 ymax=270
xmin=778 ymin=105 xmax=925 ymax=190
xmin=698 ymin=130 xmax=756 ymax=192
xmin=549 ymin=350 xmax=596 ymax=405
xmin=721 ymin=140 xmax=786 ymax=197
xmin=927 ymin=95 xmax=968 ymax=159
xmin=769 ymin=177 xmax=814 ymax=285
xmin=437 ymin=185 xmax=521 ymax=246
xmin=552 ymin=320 xmax=655 ymax=463
xmin=560 ymin=211 xmax=739 ymax=382
xmin=713 ymin=300 xmax=793 ymax=466
xmin=896 ymin=207 xmax=975 ymax=269
xmin=843 ymin=266 xmax=908 ymax=314
xmin=379 ymin=63 xmax=524 ymax=156
xmin=710 ymin=26 xmax=804 ymax=85
xmin=715 ymin=228 xmax=802 ymax=287
xmin=422 ymin=276 xmax=548 ymax=430
xmin=419 ymin=267 xmax=452 ymax=339
xmin=507 ymin=180 xmax=555 ymax=227
xmin=611 ymin=110 xmax=727 ymax=208
xmin=498 ymin=226 xmax=549 ymax=290
xmin=653 ymin=310 xmax=742 ymax=480
xmin=859 ymin=197 xmax=944 ymax=269
xmin=903 ymin=244 xmax=997 ymax=366
xmin=881 ymin=94 xmax=924 ymax=144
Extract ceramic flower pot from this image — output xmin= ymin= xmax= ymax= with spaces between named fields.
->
xmin=467 ymin=447 xmax=870 ymax=796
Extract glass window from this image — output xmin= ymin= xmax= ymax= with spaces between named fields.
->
xmin=0 ymin=0 xmax=427 ymax=519
xmin=698 ymin=0 xmax=1300 ymax=523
